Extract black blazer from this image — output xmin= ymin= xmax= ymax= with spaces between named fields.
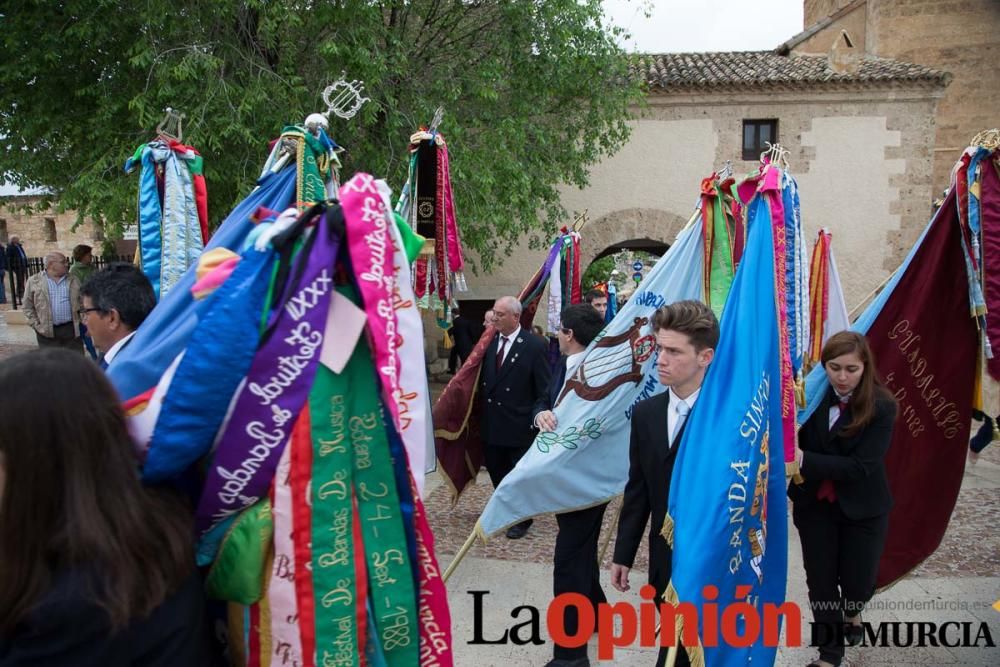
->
xmin=480 ymin=328 xmax=551 ymax=449
xmin=0 ymin=570 xmax=209 ymax=666
xmin=613 ymin=392 xmax=690 ymax=598
xmin=451 ymin=315 xmax=477 ymax=360
xmin=788 ymin=390 xmax=898 ymax=520
xmin=5 ymin=243 xmax=25 ymax=271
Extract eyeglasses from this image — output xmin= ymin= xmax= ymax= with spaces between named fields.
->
xmin=78 ymin=307 xmax=103 ymax=318
xmin=560 ymin=327 xmax=572 ymax=335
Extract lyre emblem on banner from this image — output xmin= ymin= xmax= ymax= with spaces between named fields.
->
xmin=556 ymin=317 xmax=653 ymax=404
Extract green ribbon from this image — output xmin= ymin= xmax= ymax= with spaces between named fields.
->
xmin=310 ymin=287 xmax=418 ymax=666
xmin=204 ymin=500 xmax=274 ymax=604
xmin=393 ymin=211 xmax=425 ymax=261
xmin=309 ymin=340 xmax=361 ymax=667
xmin=281 ymin=125 xmax=330 ymax=205
xmin=708 ymin=188 xmax=736 ymax=316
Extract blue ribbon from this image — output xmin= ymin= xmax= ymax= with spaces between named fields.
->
xmin=109 ymin=167 xmax=297 ymax=401
xmin=144 ymin=246 xmax=276 ymax=483
xmin=137 ymin=145 xmax=164 ymax=297
xmin=782 ymin=173 xmax=805 ymax=375
xmin=160 ymin=147 xmax=205 ymax=297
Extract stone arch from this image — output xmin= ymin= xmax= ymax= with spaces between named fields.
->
xmin=579 ymin=207 xmax=691 ymax=268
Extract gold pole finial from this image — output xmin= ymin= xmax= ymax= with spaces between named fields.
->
xmin=971 ymin=129 xmax=1000 ymax=150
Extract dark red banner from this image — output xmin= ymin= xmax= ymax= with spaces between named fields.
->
xmin=432 ymin=328 xmax=492 ymax=501
xmin=981 ymin=156 xmax=1000 ymax=380
xmin=866 ymin=187 xmax=978 ymax=588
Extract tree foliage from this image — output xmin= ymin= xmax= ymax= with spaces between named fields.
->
xmin=0 ymin=0 xmax=643 ymax=270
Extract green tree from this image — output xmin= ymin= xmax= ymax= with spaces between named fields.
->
xmin=581 ymin=254 xmax=616 ymax=290
xmin=0 ymin=1 xmax=643 ymax=270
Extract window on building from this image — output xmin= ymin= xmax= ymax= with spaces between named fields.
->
xmin=0 ymin=218 xmax=7 ymax=244
xmin=742 ymin=119 xmax=779 ymax=161
xmin=44 ymin=217 xmax=57 ymax=242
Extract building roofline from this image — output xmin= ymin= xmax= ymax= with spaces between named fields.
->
xmin=634 ymin=51 xmax=951 ymax=92
xmin=774 ymin=0 xmax=867 ymax=55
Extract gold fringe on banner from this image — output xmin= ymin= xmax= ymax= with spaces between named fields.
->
xmin=660 ymin=512 xmax=676 ymax=550
xmin=662 ymin=581 xmax=705 ymax=667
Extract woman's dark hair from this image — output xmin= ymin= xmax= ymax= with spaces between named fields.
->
xmin=821 ymin=331 xmax=896 ymax=437
xmin=0 ymin=349 xmax=193 ymax=635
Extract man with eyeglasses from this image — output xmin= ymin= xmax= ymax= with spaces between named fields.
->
xmin=22 ymin=251 xmax=83 ymax=352
xmin=79 ymin=264 xmax=156 ymax=370
xmin=480 ymin=295 xmax=551 ymax=539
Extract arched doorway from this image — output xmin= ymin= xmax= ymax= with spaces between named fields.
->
xmin=579 ymin=207 xmax=690 ymax=294
xmin=591 ymin=237 xmax=669 ymax=262
xmin=579 ymin=207 xmax=690 ymax=267
xmin=582 ymin=241 xmax=667 ymax=295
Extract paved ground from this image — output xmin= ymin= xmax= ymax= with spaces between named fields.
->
xmin=429 ymin=470 xmax=1000 ymax=666
xmin=2 ymin=312 xmax=997 ymax=665
xmin=425 ymin=380 xmax=1000 ymax=666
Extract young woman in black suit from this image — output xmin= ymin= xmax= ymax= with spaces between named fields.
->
xmin=790 ymin=332 xmax=898 ymax=667
xmin=0 ymin=349 xmax=208 ymax=666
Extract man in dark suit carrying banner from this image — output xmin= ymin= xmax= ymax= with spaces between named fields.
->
xmin=481 ymin=295 xmax=551 ymax=539
xmin=532 ymin=303 xmax=607 ymax=667
xmin=611 ymin=300 xmax=719 ymax=667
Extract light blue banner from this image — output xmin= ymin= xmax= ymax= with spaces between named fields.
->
xmin=478 ymin=213 xmax=704 ymax=536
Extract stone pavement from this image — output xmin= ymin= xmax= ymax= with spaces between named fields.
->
xmin=0 ymin=305 xmax=38 ymax=360
xmin=1 ymin=314 xmax=996 ymax=665
xmin=429 ymin=465 xmax=1000 ymax=666
xmin=425 ymin=373 xmax=1000 ymax=666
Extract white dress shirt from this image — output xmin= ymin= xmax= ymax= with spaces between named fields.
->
xmin=103 ymin=331 xmax=137 ymax=367
xmin=667 ymin=386 xmax=701 ymax=447
xmin=497 ymin=325 xmax=521 ymax=366
xmin=828 ymin=391 xmax=852 ymax=430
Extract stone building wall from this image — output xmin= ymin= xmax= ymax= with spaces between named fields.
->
xmin=805 ymin=0 xmax=857 ymax=25
xmin=794 ymin=2 xmax=867 ymax=55
xmin=0 ymin=196 xmax=104 ymax=257
xmin=797 ymin=0 xmax=1000 ymax=193
xmin=864 ymin=0 xmax=1000 ymax=192
xmin=464 ymin=83 xmax=943 ymax=312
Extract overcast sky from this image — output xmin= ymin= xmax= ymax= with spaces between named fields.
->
xmin=603 ymin=0 xmax=805 ymax=53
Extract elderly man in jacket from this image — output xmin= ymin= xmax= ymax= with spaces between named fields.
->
xmin=22 ymin=251 xmax=83 ymax=352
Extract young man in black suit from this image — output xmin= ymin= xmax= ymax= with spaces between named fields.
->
xmin=532 ymin=303 xmax=607 ymax=667
xmin=480 ymin=295 xmax=551 ymax=539
xmin=611 ymin=300 xmax=719 ymax=667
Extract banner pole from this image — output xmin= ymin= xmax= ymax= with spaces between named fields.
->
xmin=597 ymin=501 xmax=622 ymax=564
xmin=442 ymin=528 xmax=477 ymax=583
xmin=848 ymin=267 xmax=897 ymax=319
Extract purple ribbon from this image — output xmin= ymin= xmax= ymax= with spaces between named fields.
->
xmin=195 ymin=211 xmax=339 ymax=536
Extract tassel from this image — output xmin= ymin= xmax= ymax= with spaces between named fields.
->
xmin=794 ymin=376 xmax=806 ymax=408
xmin=660 ymin=513 xmax=675 ymax=549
